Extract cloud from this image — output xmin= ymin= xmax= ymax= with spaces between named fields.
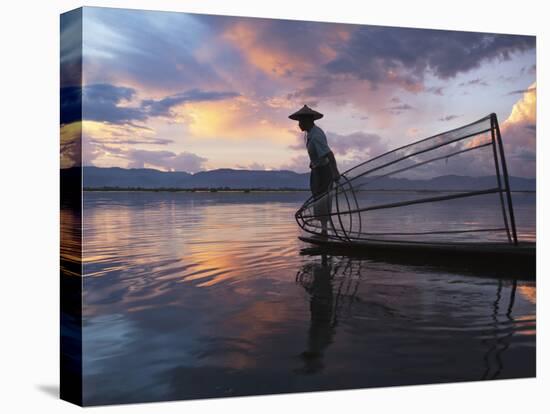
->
xmin=506 ymin=86 xmax=536 ymax=95
xmin=60 ymin=9 xmax=82 ymax=87
xmin=175 ymin=97 xmax=295 ymax=143
xmin=439 ymin=114 xmax=461 ymax=122
xmin=127 ymin=149 xmax=208 ymax=172
xmin=62 ymin=83 xmax=240 ymax=125
xmin=328 ymin=131 xmax=388 ymax=159
xmin=284 ymin=76 xmax=331 ymax=103
xmin=458 ymin=78 xmax=489 ymax=87
xmin=83 ymin=138 xmax=208 ymax=173
xmin=497 ymin=74 xmax=517 ymax=83
xmin=520 ymin=64 xmax=536 ymax=75
xmin=99 ymin=137 xmax=173 ymax=145
xmin=503 ymin=83 xmax=536 ymax=126
xmin=60 ymin=86 xmax=83 ymax=125
xmin=142 ymin=89 xmax=240 ymax=117
xmin=324 ymin=27 xmax=534 ymax=89
xmin=83 ymin=8 xmax=228 ymax=94
xmin=220 ymin=18 xmax=352 ymax=80
xmin=514 ymin=147 xmax=536 ymax=162
xmin=61 ymin=84 xmax=145 ymax=125
xmin=82 ymin=84 xmax=147 ymax=124
xmin=426 ymin=86 xmax=444 ymax=95
xmin=500 ymin=82 xmax=536 ymax=177
xmin=278 ymin=154 xmax=310 ymax=174
xmin=83 ymin=120 xmax=173 ymax=146
xmin=406 ymin=127 xmax=420 ymax=138
xmin=80 ymin=120 xmax=180 ymax=169
xmin=236 ymin=162 xmax=267 ymax=170
xmin=384 ymin=103 xmax=414 ymax=115
xmin=221 ymin=21 xmax=307 ymax=78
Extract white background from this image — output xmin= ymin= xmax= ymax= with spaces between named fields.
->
xmin=0 ymin=0 xmax=546 ymax=412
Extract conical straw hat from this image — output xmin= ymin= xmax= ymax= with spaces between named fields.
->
xmin=288 ymin=105 xmax=324 ymax=120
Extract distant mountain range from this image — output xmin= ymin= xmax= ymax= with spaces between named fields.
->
xmin=79 ymin=166 xmax=309 ymax=189
xmin=353 ymin=174 xmax=536 ymax=191
xmin=62 ymin=166 xmax=536 ymax=191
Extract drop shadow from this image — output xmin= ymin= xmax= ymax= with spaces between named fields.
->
xmin=36 ymin=384 xmax=59 ymax=399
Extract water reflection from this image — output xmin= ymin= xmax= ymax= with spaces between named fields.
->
xmin=481 ymin=278 xmax=536 ymax=380
xmin=295 ymin=255 xmax=375 ymax=374
xmin=60 ymin=202 xmax=83 ymax=404
xmin=79 ymin=192 xmax=536 ymax=405
xmin=482 ymin=279 xmax=512 ymax=380
xmin=296 ymin=253 xmax=535 ymax=381
xmin=296 ymin=255 xmax=336 ymax=374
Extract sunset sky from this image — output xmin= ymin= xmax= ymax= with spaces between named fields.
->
xmin=61 ymin=7 xmax=536 ymax=177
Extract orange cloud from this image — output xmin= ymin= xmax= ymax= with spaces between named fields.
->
xmin=464 ymin=131 xmax=492 ymax=149
xmin=83 ymin=121 xmax=143 ymax=142
xmin=406 ymin=127 xmax=420 ymax=138
xmin=462 ymin=84 xmax=536 ymax=175
xmin=222 ymin=22 xmax=310 ymax=78
xmin=81 ymin=120 xmax=177 ymax=168
xmin=503 ymin=82 xmax=536 ymax=127
xmin=175 ymin=97 xmax=295 ymax=144
xmin=500 ymin=82 xmax=536 ymax=177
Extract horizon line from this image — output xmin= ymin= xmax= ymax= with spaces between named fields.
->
xmin=59 ymin=165 xmax=537 ymax=180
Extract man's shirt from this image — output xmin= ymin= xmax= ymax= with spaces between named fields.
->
xmin=306 ymin=125 xmax=332 ymax=168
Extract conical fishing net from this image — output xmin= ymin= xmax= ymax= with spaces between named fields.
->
xmin=295 ymin=114 xmax=518 ymax=244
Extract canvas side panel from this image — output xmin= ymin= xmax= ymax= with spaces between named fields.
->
xmin=60 ymin=7 xmax=83 ymax=407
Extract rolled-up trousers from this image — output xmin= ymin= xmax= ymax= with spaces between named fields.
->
xmin=310 ymin=164 xmax=333 ymax=225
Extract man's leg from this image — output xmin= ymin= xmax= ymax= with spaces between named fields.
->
xmin=320 ymin=190 xmax=330 ymax=237
xmin=321 ymin=218 xmax=328 ymax=237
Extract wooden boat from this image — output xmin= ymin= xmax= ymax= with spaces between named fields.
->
xmin=298 ymin=235 xmax=535 ymax=278
xmin=299 ymin=235 xmax=534 ymax=257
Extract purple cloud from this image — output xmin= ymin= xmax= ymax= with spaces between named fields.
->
xmin=127 ymin=149 xmax=208 ymax=172
xmin=328 ymin=131 xmax=389 ymax=159
xmin=325 ymin=27 xmax=534 ymax=87
xmin=142 ymin=89 xmax=240 ymax=117
xmin=63 ymin=83 xmax=240 ymax=125
xmin=506 ymin=86 xmax=536 ymax=95
xmin=438 ymin=114 xmax=461 ymax=122
xmin=458 ymin=78 xmax=489 ymax=87
xmin=384 ymin=103 xmax=414 ymax=115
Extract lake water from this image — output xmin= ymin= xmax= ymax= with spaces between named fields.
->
xmin=76 ymin=191 xmax=536 ymax=405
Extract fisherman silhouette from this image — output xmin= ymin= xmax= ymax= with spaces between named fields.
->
xmin=289 ymin=105 xmax=340 ymax=238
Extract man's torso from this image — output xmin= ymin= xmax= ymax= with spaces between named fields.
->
xmin=307 ymin=125 xmax=331 ymax=168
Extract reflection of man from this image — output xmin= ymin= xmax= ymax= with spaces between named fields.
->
xmin=299 ymin=254 xmax=335 ymax=374
xmin=289 ymin=105 xmax=340 ymax=237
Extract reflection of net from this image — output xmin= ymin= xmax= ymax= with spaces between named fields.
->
xmin=295 ymin=114 xmax=518 ymax=244
xmin=296 ymin=258 xmax=364 ymax=325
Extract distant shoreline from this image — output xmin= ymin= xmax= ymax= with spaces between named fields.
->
xmin=69 ymin=167 xmax=536 ymax=192
xmin=83 ymin=187 xmax=309 ymax=193
xmin=83 ymin=187 xmax=536 ymax=193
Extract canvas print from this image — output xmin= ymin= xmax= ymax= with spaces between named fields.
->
xmin=60 ymin=7 xmax=536 ymax=406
